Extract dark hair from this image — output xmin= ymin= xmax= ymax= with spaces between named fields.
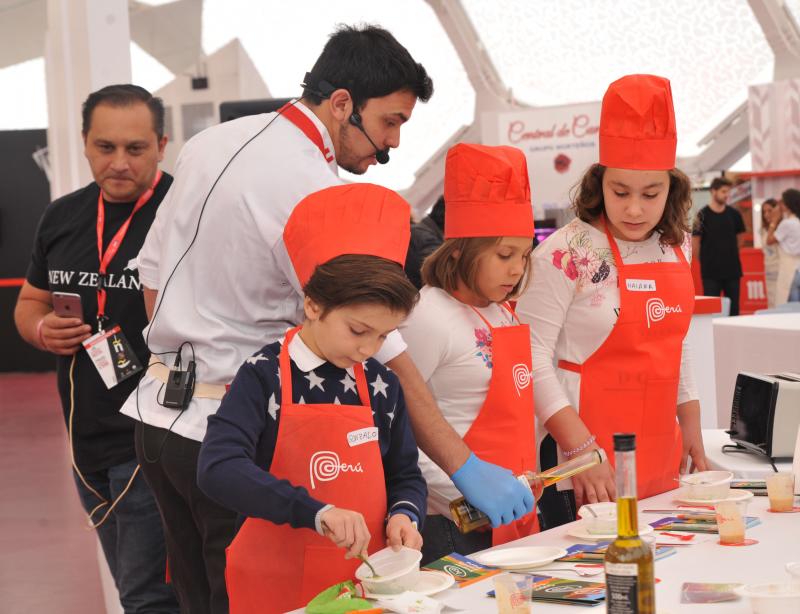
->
xmin=760 ymin=198 xmax=778 ymax=227
xmin=783 ymin=188 xmax=800 ymax=218
xmin=572 ymin=163 xmax=692 ymax=246
xmin=429 ymin=195 xmax=445 ymax=230
xmin=82 ymin=84 xmax=165 ymax=139
xmin=710 ymin=176 xmax=733 ymax=192
xmin=304 ymin=254 xmax=419 ymax=317
xmin=302 ymin=24 xmax=433 ymax=110
xmin=421 ymin=237 xmax=532 ymax=299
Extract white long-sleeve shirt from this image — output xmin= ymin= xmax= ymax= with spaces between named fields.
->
xmin=517 ymin=218 xmax=698 ymax=439
xmin=120 ymin=102 xmax=405 ymax=442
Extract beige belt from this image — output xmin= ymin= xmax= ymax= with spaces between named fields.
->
xmin=147 ymin=359 xmax=227 ymax=400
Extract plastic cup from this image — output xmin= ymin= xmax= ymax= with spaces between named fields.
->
xmin=641 ymin=533 xmax=657 ymax=559
xmin=493 ymin=573 xmax=532 ymax=614
xmin=715 ymin=499 xmax=748 ymax=545
xmin=766 ymin=472 xmax=795 ymax=512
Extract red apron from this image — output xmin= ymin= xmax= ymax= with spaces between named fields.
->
xmin=558 ymin=221 xmax=694 ymax=499
xmin=225 ymin=327 xmax=387 ymax=614
xmin=462 ymin=303 xmax=539 ymax=545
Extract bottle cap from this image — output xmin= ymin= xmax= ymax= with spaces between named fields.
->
xmin=613 ymin=433 xmax=636 ymax=451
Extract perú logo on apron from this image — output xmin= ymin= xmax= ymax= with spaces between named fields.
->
xmin=512 ymin=363 xmax=532 ymax=396
xmin=309 ymin=450 xmax=364 ymax=489
xmin=645 ymin=297 xmax=683 ymax=328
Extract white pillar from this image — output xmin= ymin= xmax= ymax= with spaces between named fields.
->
xmin=45 ymin=0 xmax=132 ymax=200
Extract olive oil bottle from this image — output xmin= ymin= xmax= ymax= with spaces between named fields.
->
xmin=449 ymin=448 xmax=607 ymax=533
xmin=604 ymin=433 xmax=654 ymax=614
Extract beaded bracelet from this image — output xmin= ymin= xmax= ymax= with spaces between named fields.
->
xmin=563 ymin=434 xmax=597 ymax=458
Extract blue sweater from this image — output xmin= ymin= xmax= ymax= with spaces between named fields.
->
xmin=197 ymin=340 xmax=427 ymax=532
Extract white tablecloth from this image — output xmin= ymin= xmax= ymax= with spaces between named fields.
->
xmin=703 ymin=428 xmax=793 ymax=478
xmin=713 ymin=314 xmax=800 ymax=428
xmin=291 ymin=488 xmax=799 ymax=613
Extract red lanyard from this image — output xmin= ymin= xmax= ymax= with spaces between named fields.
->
xmin=95 ymin=171 xmax=162 ymax=322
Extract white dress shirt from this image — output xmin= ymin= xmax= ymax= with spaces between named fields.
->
xmin=120 ymin=102 xmax=405 ymax=441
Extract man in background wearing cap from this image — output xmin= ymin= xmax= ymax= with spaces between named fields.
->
xmin=518 ymin=74 xmax=707 ymax=528
xmin=120 ymin=24 xmax=530 ymax=613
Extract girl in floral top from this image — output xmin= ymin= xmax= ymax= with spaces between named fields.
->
xmin=517 ymin=74 xmax=708 ymax=529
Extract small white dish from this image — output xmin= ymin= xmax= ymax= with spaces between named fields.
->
xmin=678 ymin=470 xmax=733 ymax=500
xmin=566 ymin=522 xmax=654 ymax=542
xmin=674 ymin=488 xmax=754 ymax=506
xmin=577 ymin=502 xmax=618 ymax=535
xmin=471 ymin=546 xmax=568 ymax=570
xmin=365 ymin=569 xmax=455 ymax=598
xmin=355 ymin=546 xmax=422 ymax=595
xmin=735 ymin=582 xmax=800 ymax=613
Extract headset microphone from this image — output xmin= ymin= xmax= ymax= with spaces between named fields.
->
xmin=348 ymin=112 xmax=390 ymax=165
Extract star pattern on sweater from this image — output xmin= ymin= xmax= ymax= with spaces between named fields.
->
xmin=340 ymin=374 xmax=357 ymax=395
xmin=267 ymin=393 xmax=280 ymax=420
xmin=370 ymin=373 xmax=389 ymax=398
xmin=246 ymin=353 xmax=269 ymax=366
xmin=305 ymin=370 xmax=325 ymax=391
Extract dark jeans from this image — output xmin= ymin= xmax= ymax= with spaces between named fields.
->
xmin=421 ymin=514 xmax=492 ymax=566
xmin=135 ymin=422 xmax=238 ymax=614
xmin=703 ymin=277 xmax=741 ymax=316
xmin=536 ymin=435 xmax=578 ymax=530
xmin=73 ymin=458 xmax=179 ymax=614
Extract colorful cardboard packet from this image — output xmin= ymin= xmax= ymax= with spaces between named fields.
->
xmin=422 ymin=552 xmax=500 ymax=588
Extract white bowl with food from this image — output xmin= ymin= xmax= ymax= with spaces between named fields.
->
xmin=735 ymin=582 xmax=800 ymax=613
xmin=577 ymin=502 xmax=618 ymax=535
xmin=678 ymin=470 xmax=733 ymax=501
xmin=355 ymin=546 xmax=422 ymax=595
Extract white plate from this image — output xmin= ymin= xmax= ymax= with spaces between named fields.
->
xmin=363 ymin=570 xmax=454 ymax=598
xmin=566 ymin=522 xmax=654 ymax=542
xmin=471 ymin=546 xmax=568 ymax=570
xmin=674 ymin=488 xmax=754 ymax=506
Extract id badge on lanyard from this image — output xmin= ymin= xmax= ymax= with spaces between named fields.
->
xmin=82 ymin=172 xmax=160 ymax=389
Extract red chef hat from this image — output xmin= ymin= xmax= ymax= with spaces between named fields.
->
xmin=443 ymin=143 xmax=534 ymax=239
xmin=599 ymin=74 xmax=677 ymax=171
xmin=283 ymin=183 xmax=410 ymax=286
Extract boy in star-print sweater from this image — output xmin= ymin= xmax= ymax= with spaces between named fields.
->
xmin=197 ymin=254 xmax=427 ymax=549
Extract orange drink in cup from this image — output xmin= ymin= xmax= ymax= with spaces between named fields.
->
xmin=715 ymin=500 xmax=748 ymax=545
xmin=766 ymin=473 xmax=795 ymax=512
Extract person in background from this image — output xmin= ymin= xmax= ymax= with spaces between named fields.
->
xmin=517 ymin=74 xmax=707 ymax=529
xmin=401 ymin=143 xmax=537 ymax=563
xmin=198 ymin=184 xmax=425 ymax=614
xmin=13 ymin=84 xmax=178 ymax=613
xmin=766 ymin=188 xmax=800 ymax=305
xmin=692 ymin=177 xmax=746 ymax=315
xmin=759 ymin=198 xmax=780 ymax=307
xmin=405 ymin=195 xmax=445 ymax=289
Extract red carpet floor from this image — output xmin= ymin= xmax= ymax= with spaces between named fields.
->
xmin=0 ymin=372 xmax=105 ymax=614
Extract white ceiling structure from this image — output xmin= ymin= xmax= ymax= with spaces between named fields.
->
xmin=1 ymin=0 xmax=800 ymax=204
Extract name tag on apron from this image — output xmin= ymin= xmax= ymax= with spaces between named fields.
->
xmin=347 ymin=427 xmax=379 ymax=447
xmin=82 ymin=323 xmax=143 ymax=389
xmin=626 ymin=279 xmax=657 ymax=292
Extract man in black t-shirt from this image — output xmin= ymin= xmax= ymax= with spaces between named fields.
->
xmin=14 ymin=85 xmax=178 ymax=613
xmin=692 ymin=177 xmax=746 ymax=316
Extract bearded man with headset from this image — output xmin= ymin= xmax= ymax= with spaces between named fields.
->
xmin=121 ymin=24 xmax=534 ymax=613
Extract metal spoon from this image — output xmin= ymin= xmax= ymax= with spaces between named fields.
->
xmin=358 ymin=553 xmax=379 ymax=578
xmin=520 ymin=566 xmax=604 ymax=577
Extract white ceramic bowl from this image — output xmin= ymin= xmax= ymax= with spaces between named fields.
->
xmin=736 ymin=582 xmax=800 ymax=613
xmin=354 ymin=546 xmax=422 ymax=595
xmin=678 ymin=470 xmax=733 ymax=500
xmin=577 ymin=502 xmax=618 ymax=535
xmin=787 ymin=562 xmax=800 ymax=588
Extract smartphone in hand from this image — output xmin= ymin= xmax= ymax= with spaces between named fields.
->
xmin=52 ymin=291 xmax=84 ymax=322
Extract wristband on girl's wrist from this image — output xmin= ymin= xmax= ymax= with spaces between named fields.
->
xmin=36 ymin=317 xmax=47 ymax=350
xmin=563 ymin=434 xmax=597 ymax=458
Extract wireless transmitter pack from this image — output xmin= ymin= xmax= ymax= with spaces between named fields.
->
xmin=163 ymin=361 xmax=196 ymax=410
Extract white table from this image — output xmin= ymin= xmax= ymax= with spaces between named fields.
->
xmin=703 ymin=429 xmax=793 ymax=478
xmin=291 ymin=488 xmax=798 ymax=613
xmin=713 ymin=314 xmax=800 ymax=429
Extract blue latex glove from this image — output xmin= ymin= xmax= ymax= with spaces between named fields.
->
xmin=451 ymin=453 xmax=534 ymax=528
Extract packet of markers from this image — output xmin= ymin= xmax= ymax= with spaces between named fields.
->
xmin=650 ymin=512 xmax=761 ymax=534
